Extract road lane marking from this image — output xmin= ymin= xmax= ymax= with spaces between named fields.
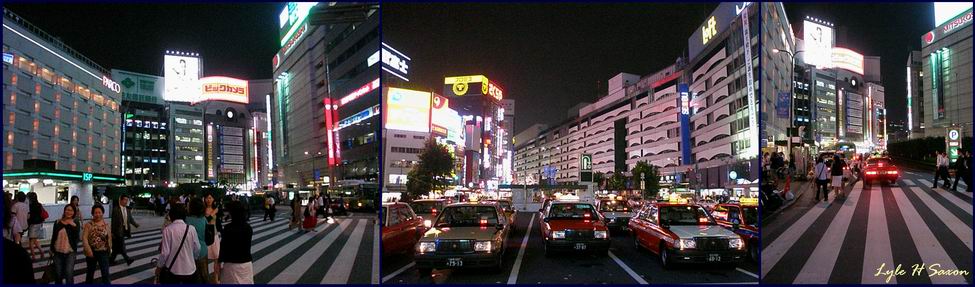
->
xmin=862 ymin=188 xmax=894 ymax=284
xmin=322 ymin=220 xmax=368 ymax=283
xmin=372 ymin=223 xmax=380 ymax=284
xmin=891 ymin=187 xmax=968 ymax=284
xmin=381 ymin=262 xmax=415 ymax=283
xmin=793 ymin=181 xmax=863 ymax=283
xmin=907 ymin=187 xmax=973 ymax=251
xmin=736 ymin=268 xmax=759 ymax=279
xmin=268 ymin=219 xmax=354 ymax=283
xmin=761 ymin=191 xmax=833 ymax=277
xmin=507 ymin=213 xmax=535 ymax=284
xmin=608 ymin=250 xmax=649 ymax=284
xmin=917 ymin=179 xmax=934 ymax=187
xmin=902 ymin=179 xmax=916 ymax=186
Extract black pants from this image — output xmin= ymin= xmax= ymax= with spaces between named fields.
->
xmin=934 ymin=166 xmax=950 ymax=187
xmin=110 ymin=233 xmax=130 ymax=263
xmin=815 ymin=179 xmax=829 ymax=200
xmin=263 ymin=207 xmax=271 ymax=221
xmin=952 ymin=169 xmax=968 ymax=191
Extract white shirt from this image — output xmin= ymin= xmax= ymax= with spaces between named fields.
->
xmin=317 ymin=197 xmax=324 ymax=206
xmin=157 ymin=220 xmax=200 ymax=276
xmin=12 ymin=202 xmax=29 ymax=232
xmin=938 ymin=155 xmax=949 ymax=167
xmin=120 ymin=206 xmax=129 ymax=231
xmin=815 ymin=162 xmax=829 ymax=180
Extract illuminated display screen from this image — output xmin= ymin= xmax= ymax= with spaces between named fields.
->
xmin=803 ymin=20 xmax=834 ymax=68
xmin=164 ymin=54 xmax=201 ymax=102
xmin=385 ymin=87 xmax=431 ymax=133
xmin=831 ymin=47 xmax=864 ymax=75
xmin=279 ymin=2 xmax=318 ymax=46
xmin=197 ymin=76 xmax=250 ymax=104
xmin=935 ymin=2 xmax=973 ymax=27
xmin=443 ymin=75 xmax=502 ymax=101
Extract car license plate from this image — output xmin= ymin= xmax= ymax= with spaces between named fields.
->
xmin=574 ymin=243 xmax=587 ymax=250
xmin=708 ymin=254 xmax=721 ymax=262
xmin=446 ymin=258 xmax=463 ymax=267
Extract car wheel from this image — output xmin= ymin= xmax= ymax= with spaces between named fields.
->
xmin=544 ymin=241 xmax=553 ymax=257
xmin=418 ymin=268 xmax=432 ymax=276
xmin=660 ymin=244 xmax=673 ymax=269
xmin=749 ymin=240 xmax=759 ymax=263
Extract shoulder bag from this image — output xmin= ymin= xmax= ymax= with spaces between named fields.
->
xmin=159 ymin=224 xmax=190 ymax=283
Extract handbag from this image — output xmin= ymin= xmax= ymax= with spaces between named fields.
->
xmin=41 ymin=208 xmax=49 ymax=220
xmin=39 ymin=257 xmax=56 ymax=284
xmin=160 ymin=224 xmax=190 ymax=283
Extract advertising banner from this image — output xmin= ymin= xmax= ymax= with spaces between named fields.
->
xmin=776 ymin=91 xmax=791 ymax=118
xmin=384 ymin=87 xmax=431 ymax=133
xmin=678 ymin=83 xmax=692 ymax=165
xmin=803 ymin=20 xmax=834 ymax=68
xmin=198 ymin=76 xmax=249 ymax=104
xmin=164 ymin=55 xmax=201 ymax=102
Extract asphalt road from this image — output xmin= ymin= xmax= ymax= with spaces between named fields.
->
xmin=382 ymin=211 xmax=759 ymax=284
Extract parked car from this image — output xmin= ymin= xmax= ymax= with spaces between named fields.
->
xmin=382 ymin=202 xmax=425 ymax=255
xmin=414 ymin=202 xmax=511 ymax=274
xmin=595 ymin=198 xmax=632 ymax=232
xmin=539 ymin=200 xmax=610 ymax=256
xmin=629 ymin=202 xmax=746 ymax=268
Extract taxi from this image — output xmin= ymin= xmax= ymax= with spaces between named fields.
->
xmin=481 ymin=198 xmax=515 ymax=225
xmin=540 ymin=200 xmax=610 ymax=256
xmin=414 ymin=202 xmax=511 ymax=274
xmin=711 ymin=199 xmax=759 ymax=262
xmin=382 ymin=202 xmax=425 ymax=255
xmin=861 ymin=157 xmax=899 ymax=185
xmin=410 ymin=198 xmax=448 ymax=228
xmin=595 ymin=197 xmax=633 ymax=232
xmin=628 ymin=201 xmax=746 ymax=268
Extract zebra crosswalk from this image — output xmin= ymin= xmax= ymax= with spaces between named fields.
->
xmin=762 ymin=175 xmax=974 ymax=284
xmin=30 ymin=213 xmax=377 ymax=284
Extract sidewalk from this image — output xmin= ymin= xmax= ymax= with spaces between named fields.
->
xmin=763 ymin=178 xmax=814 ymax=223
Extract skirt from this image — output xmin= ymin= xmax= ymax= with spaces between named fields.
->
xmin=207 ymin=234 xmax=221 ymax=260
xmin=28 ymin=224 xmax=43 ymax=239
xmin=302 ymin=215 xmax=317 ymax=229
xmin=220 ymin=262 xmax=254 ymax=284
xmin=831 ymin=176 xmax=843 ymax=188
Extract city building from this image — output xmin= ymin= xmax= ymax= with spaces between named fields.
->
xmin=113 ymin=69 xmax=170 ymax=187
xmin=917 ymin=5 xmax=972 ymax=137
xmin=442 ymin=75 xmax=510 ymax=189
xmin=907 ymin=50 xmax=925 ymax=138
xmin=167 ymin=102 xmax=205 ymax=184
xmin=3 ymin=8 xmax=125 ymax=208
xmin=272 ymin=2 xmax=380 ymax=188
xmin=762 ymin=1 xmax=799 ymax=150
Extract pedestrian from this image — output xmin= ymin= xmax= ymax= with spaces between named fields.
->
xmin=814 ymin=156 xmax=829 ymax=201
xmin=289 ymin=196 xmax=302 ymax=231
xmin=154 ymin=203 xmax=201 ymax=284
xmin=262 ymin=196 xmax=271 ymax=221
xmin=303 ymin=196 xmax=318 ymax=232
xmin=70 ymin=196 xmax=83 ymax=239
xmin=185 ymin=198 xmax=210 ymax=283
xmin=82 ymin=205 xmax=111 ymax=284
xmin=218 ymin=201 xmax=254 ymax=284
xmin=204 ymin=192 xmax=223 ymax=283
xmin=264 ymin=196 xmax=277 ymax=221
xmin=51 ymin=204 xmax=80 ymax=284
xmin=4 ymin=195 xmax=34 ymax=284
xmin=5 ymin=194 xmax=25 ymax=243
xmin=965 ymin=150 xmax=973 ymax=192
xmin=26 ymin=192 xmax=47 ymax=261
xmin=111 ymin=195 xmax=139 ymax=266
xmin=10 ymin=192 xmax=33 ymax=244
xmin=317 ymin=193 xmax=326 ymax=218
xmin=935 ymin=151 xmax=951 ymax=189
xmin=830 ymin=154 xmax=846 ymax=198
xmin=951 ymin=149 xmax=968 ymax=191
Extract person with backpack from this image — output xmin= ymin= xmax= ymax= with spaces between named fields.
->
xmin=814 ymin=156 xmax=830 ymax=201
xmin=154 ymin=204 xmax=201 ymax=284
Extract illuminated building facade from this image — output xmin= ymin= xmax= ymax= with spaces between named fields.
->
xmin=918 ymin=5 xmax=973 ymax=138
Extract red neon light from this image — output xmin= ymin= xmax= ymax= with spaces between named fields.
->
xmin=324 ymin=98 xmax=337 ymax=166
xmin=339 ymin=78 xmax=380 ymax=106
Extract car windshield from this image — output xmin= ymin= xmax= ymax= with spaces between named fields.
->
xmin=410 ymin=202 xmax=442 ymax=213
xmin=599 ymin=200 xmax=629 ymax=212
xmin=548 ymin=203 xmax=598 ymax=219
xmin=659 ymin=206 xmax=714 ymax=226
xmin=742 ymin=207 xmax=758 ymax=226
xmin=867 ymin=158 xmax=893 ymax=166
xmin=435 ymin=206 xmax=500 ymax=227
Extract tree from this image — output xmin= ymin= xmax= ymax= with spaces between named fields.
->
xmin=607 ymin=172 xmax=626 ymax=190
xmin=631 ymin=161 xmax=661 ymax=199
xmin=593 ymin=172 xmax=606 ymax=189
xmin=405 ymin=139 xmax=455 ymax=201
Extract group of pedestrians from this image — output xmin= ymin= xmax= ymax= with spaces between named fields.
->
xmin=934 ymin=150 xmax=972 ymax=192
xmin=811 ymin=153 xmax=849 ymax=202
xmin=289 ymin=192 xmax=333 ymax=233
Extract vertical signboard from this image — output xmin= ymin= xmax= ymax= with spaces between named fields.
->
xmin=742 ymin=6 xmax=758 ymax=159
xmin=580 ymin=154 xmax=593 ymax=182
xmin=947 ymin=128 xmax=962 ymax=163
xmin=678 ymin=83 xmax=692 ymax=165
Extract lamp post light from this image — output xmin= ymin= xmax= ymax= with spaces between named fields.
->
xmin=772 ymin=48 xmax=806 ymax=163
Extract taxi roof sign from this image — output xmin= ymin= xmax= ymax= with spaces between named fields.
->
xmin=740 ymin=198 xmax=759 ymax=206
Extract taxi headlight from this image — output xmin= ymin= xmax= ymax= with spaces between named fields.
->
xmin=474 ymin=241 xmax=492 ymax=252
xmin=417 ymin=242 xmax=436 ymax=253
xmin=729 ymin=238 xmax=744 ymax=250
xmin=552 ymin=231 xmax=566 ymax=239
xmin=594 ymin=230 xmax=608 ymax=239
xmin=679 ymin=238 xmax=696 ymax=249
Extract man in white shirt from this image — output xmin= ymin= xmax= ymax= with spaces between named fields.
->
xmin=935 ymin=151 xmax=950 ymax=189
xmin=155 ymin=204 xmax=200 ymax=284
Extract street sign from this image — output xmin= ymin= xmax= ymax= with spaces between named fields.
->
xmin=947 ymin=127 xmax=962 ymax=163
xmin=580 ymin=154 xmax=593 ymax=182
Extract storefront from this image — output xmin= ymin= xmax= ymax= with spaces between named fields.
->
xmin=4 ymin=169 xmax=124 ymax=221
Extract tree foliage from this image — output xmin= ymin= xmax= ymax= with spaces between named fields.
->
xmin=405 ymin=139 xmax=455 ymax=200
xmin=631 ymin=161 xmax=661 ymax=199
xmin=888 ymin=136 xmax=972 ymax=163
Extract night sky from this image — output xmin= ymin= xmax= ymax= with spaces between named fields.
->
xmin=3 ymin=2 xmax=283 ymax=80
xmin=383 ymin=2 xmax=718 ymax=135
xmin=784 ymin=3 xmax=934 ymax=125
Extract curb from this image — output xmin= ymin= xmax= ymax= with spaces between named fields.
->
xmin=763 ymin=180 xmax=811 ymax=223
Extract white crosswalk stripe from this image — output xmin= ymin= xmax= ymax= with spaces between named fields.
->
xmin=793 ymin=182 xmax=863 ymax=283
xmin=906 ymin=187 xmax=973 ymax=250
xmin=31 ymin=214 xmax=377 ymax=284
xmin=761 ymin=191 xmax=833 ymax=277
xmin=890 ymin=187 xmax=968 ymax=284
xmin=861 ymin=187 xmax=894 ymax=284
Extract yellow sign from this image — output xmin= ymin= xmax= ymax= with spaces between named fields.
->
xmin=445 ymin=75 xmax=488 ymax=96
xmin=702 ymin=16 xmax=717 ymax=44
xmin=740 ymin=198 xmax=758 ymax=206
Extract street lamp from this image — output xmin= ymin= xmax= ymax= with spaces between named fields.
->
xmin=772 ymin=48 xmax=805 ymax=163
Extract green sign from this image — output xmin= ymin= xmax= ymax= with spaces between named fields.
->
xmin=947 ymin=128 xmax=962 ymax=163
xmin=83 ymin=173 xmax=93 ymax=181
xmin=278 ymin=2 xmax=318 ymax=46
xmin=580 ymin=154 xmax=593 ymax=182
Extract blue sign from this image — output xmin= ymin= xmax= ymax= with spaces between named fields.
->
xmin=2 ymin=53 xmax=13 ymax=64
xmin=776 ymin=92 xmax=791 ymax=118
xmin=678 ymin=83 xmax=692 ymax=165
xmin=313 ymin=169 xmax=320 ymax=180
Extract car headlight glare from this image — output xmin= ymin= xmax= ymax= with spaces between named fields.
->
xmin=679 ymin=238 xmax=696 ymax=249
xmin=729 ymin=238 xmax=744 ymax=249
xmin=423 ymin=219 xmax=432 ymax=228
xmin=418 ymin=242 xmax=436 ymax=253
xmin=552 ymin=231 xmax=565 ymax=239
xmin=594 ymin=230 xmax=608 ymax=239
xmin=474 ymin=241 xmax=492 ymax=252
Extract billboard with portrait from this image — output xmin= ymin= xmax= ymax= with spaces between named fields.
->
xmin=384 ymin=87 xmax=431 ymax=133
xmin=164 ymin=55 xmax=201 ymax=102
xmin=803 ymin=20 xmax=834 ymax=68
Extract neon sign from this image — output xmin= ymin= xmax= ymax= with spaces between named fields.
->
xmin=336 ymin=105 xmax=380 ymax=130
xmin=102 ymin=76 xmax=122 ymax=94
xmin=382 ymin=43 xmax=410 ymax=81
xmin=339 ymin=78 xmax=380 ymax=106
xmin=702 ymin=16 xmax=718 ymax=45
xmin=680 ymin=90 xmax=691 ymax=115
xmin=82 ymin=173 xmax=93 ymax=181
